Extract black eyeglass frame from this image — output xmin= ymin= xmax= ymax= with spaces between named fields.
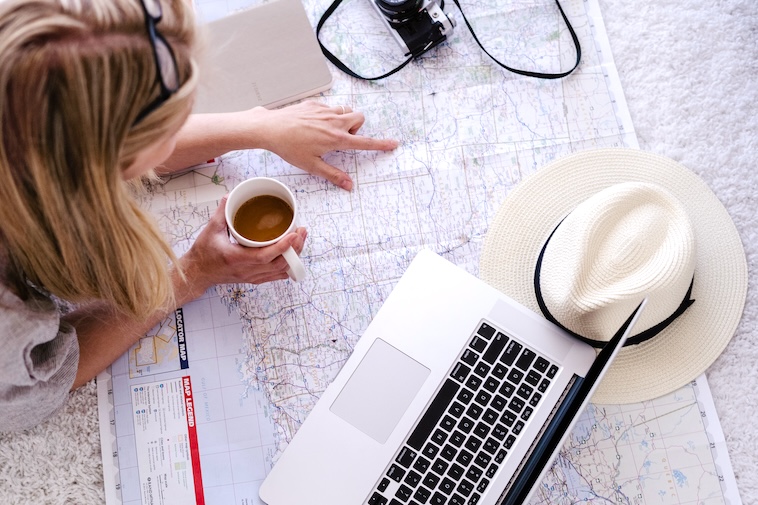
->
xmin=134 ymin=0 xmax=180 ymax=125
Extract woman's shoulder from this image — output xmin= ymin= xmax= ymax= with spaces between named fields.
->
xmin=0 ymin=282 xmax=80 ymax=432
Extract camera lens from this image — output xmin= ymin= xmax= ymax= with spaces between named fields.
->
xmin=374 ymin=0 xmax=424 ymax=24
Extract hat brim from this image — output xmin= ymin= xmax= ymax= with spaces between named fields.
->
xmin=480 ymin=148 xmax=748 ymax=404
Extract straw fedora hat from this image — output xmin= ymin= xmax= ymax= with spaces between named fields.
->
xmin=480 ymin=148 xmax=747 ymax=404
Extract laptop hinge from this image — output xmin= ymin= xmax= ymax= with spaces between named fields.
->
xmin=495 ymin=373 xmax=583 ymax=504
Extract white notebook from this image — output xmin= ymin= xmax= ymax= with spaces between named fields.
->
xmin=193 ymin=0 xmax=333 ymax=113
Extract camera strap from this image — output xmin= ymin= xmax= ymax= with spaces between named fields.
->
xmin=316 ymin=0 xmax=414 ymax=80
xmin=316 ymin=0 xmax=582 ymax=81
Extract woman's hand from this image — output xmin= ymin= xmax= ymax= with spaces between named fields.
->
xmin=162 ymin=101 xmax=399 ymax=189
xmin=68 ymin=196 xmax=304 ymax=390
xmin=254 ymin=101 xmax=399 ymax=190
xmin=178 ymin=195 xmax=307 ymax=298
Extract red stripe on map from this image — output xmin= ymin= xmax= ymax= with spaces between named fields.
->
xmin=183 ymin=376 xmax=206 ymax=505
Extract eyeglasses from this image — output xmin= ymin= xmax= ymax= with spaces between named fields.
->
xmin=134 ymin=0 xmax=180 ymax=125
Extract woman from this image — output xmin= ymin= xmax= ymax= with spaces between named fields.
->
xmin=0 ymin=0 xmax=397 ymax=431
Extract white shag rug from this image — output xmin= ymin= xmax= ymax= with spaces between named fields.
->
xmin=1 ymin=0 xmax=755 ymax=503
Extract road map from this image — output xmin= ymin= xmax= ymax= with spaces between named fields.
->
xmin=97 ymin=0 xmax=742 ymax=504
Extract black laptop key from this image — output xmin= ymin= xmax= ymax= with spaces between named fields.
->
xmin=474 ymin=451 xmax=491 ymax=468
xmin=506 ymin=368 xmax=524 ymax=384
xmin=515 ymin=348 xmax=536 ymax=371
xmin=450 ymin=401 xmax=465 ymax=418
xmin=482 ymin=332 xmax=508 ymax=365
xmin=449 ymin=494 xmax=466 ymax=505
xmin=432 ymin=429 xmax=448 ymax=446
xmin=450 ymin=430 xmax=466 ymax=447
xmin=465 ymin=465 xmax=483 ymax=482
xmin=422 ymin=443 xmax=439 ymax=460
xmin=537 ymin=378 xmax=550 ymax=393
xmin=501 ymin=410 xmax=516 ymax=426
xmin=397 ymin=447 xmax=417 ymax=468
xmin=533 ymin=356 xmax=550 ymax=373
xmin=474 ymin=390 xmax=491 ymax=406
xmin=504 ymin=434 xmax=516 ymax=449
xmin=460 ymin=349 xmax=479 ymax=366
xmin=458 ymin=416 xmax=475 ymax=433
xmin=387 ymin=464 xmax=406 ymax=482
xmin=440 ymin=415 xmax=456 ymax=431
xmin=525 ymin=369 xmax=541 ymax=386
xmin=482 ymin=377 xmax=499 ymax=394
xmin=516 ymin=383 xmax=533 ymax=399
xmin=512 ymin=420 xmax=524 ymax=435
xmin=466 ymin=403 xmax=483 ymax=420
xmin=389 ymin=499 xmax=403 ymax=505
xmin=407 ymin=379 xmax=459 ymax=450
xmin=456 ymin=448 xmax=474 ymax=466
xmin=491 ymin=424 xmax=507 ymax=440
xmin=494 ymin=449 xmax=507 ymax=463
xmin=499 ymin=381 xmax=515 ymax=398
xmin=470 ymin=336 xmax=487 ymax=353
xmin=457 ymin=388 xmax=474 ymax=405
xmin=529 ymin=393 xmax=542 ymax=407
xmin=476 ymin=478 xmax=490 ymax=493
xmin=482 ymin=408 xmax=498 ymax=425
xmin=431 ymin=457 xmax=448 ymax=475
xmin=521 ymin=406 xmax=534 ymax=421
xmin=414 ymin=487 xmax=432 ymax=503
xmin=440 ymin=444 xmax=457 ymax=461
xmin=465 ymin=375 xmax=482 ymax=391
xmin=491 ymin=394 xmax=507 ymax=411
xmin=396 ymin=484 xmax=413 ymax=501
xmin=547 ymin=364 xmax=559 ymax=378
xmin=486 ymin=463 xmax=498 ymax=478
xmin=500 ymin=341 xmax=522 ymax=365
xmin=477 ymin=322 xmax=496 ymax=339
xmin=451 ymin=363 xmax=471 ymax=383
xmin=508 ymin=397 xmax=525 ymax=413
xmin=491 ymin=363 xmax=507 ymax=379
xmin=473 ymin=421 xmax=490 ymax=439
xmin=482 ymin=332 xmax=508 ymax=364
xmin=439 ymin=477 xmax=456 ymax=494
xmin=448 ymin=462 xmax=465 ymax=480
xmin=457 ymin=479 xmax=475 ymax=497
xmin=423 ymin=472 xmax=440 ymax=489
xmin=464 ymin=436 xmax=482 ymax=452
xmin=473 ymin=362 xmax=490 ymax=377
xmin=404 ymin=470 xmax=422 ymax=487
xmin=378 ymin=478 xmax=391 ymax=492
xmin=430 ymin=492 xmax=446 ymax=505
xmin=482 ymin=438 xmax=499 ymax=454
xmin=369 ymin=492 xmax=388 ymax=505
xmin=413 ymin=456 xmax=430 ymax=473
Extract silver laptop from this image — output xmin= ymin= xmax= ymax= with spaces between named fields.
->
xmin=193 ymin=0 xmax=333 ymax=113
xmin=259 ymin=249 xmax=645 ymax=505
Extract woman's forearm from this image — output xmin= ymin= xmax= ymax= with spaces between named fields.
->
xmin=66 ymin=259 xmax=209 ymax=389
xmin=158 ymin=108 xmax=270 ymax=174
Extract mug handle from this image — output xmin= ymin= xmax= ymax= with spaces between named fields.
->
xmin=282 ymin=246 xmax=306 ymax=282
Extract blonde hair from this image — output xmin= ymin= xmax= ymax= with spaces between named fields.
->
xmin=0 ymin=0 xmax=198 ymax=318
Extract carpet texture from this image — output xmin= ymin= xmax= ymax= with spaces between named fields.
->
xmin=1 ymin=0 xmax=755 ymax=503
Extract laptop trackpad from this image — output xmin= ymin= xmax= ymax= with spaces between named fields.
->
xmin=330 ymin=339 xmax=430 ymax=444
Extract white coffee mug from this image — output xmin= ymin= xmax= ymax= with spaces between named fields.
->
xmin=224 ymin=177 xmax=306 ymax=282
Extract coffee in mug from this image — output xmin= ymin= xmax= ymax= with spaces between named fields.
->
xmin=225 ymin=177 xmax=306 ymax=281
xmin=233 ymin=195 xmax=294 ymax=242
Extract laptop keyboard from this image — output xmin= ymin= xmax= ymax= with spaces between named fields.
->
xmin=366 ymin=321 xmax=559 ymax=505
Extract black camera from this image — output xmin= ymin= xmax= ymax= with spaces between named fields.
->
xmin=371 ymin=0 xmax=455 ymax=58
